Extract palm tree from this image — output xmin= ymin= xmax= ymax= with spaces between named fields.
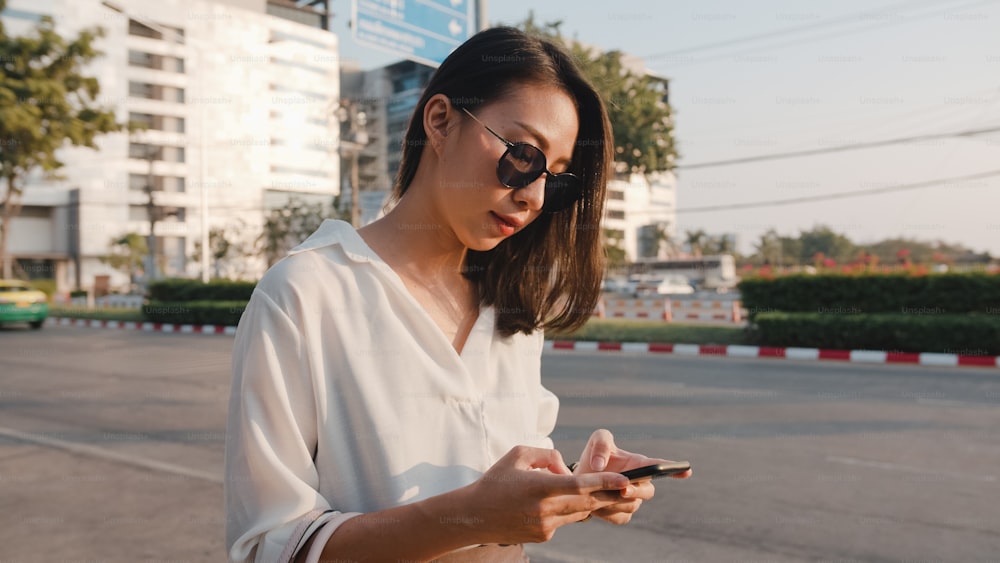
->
xmin=685 ymin=229 xmax=708 ymax=257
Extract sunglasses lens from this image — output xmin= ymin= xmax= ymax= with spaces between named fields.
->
xmin=496 ymin=141 xmax=581 ymax=213
xmin=498 ymin=144 xmax=545 ymax=187
xmin=543 ymin=173 xmax=582 ymax=212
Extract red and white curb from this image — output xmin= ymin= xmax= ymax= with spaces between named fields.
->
xmin=543 ymin=341 xmax=1000 ymax=369
xmin=47 ymin=318 xmax=999 ymax=369
xmin=47 ymin=317 xmax=237 ymax=335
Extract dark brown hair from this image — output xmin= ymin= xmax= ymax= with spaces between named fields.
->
xmin=392 ymin=27 xmax=613 ymax=337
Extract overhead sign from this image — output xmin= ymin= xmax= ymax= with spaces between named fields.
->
xmin=352 ymin=0 xmax=474 ymax=67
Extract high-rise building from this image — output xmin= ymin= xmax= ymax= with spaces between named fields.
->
xmin=2 ymin=0 xmax=340 ymax=291
xmin=339 ymin=58 xmax=435 ymax=224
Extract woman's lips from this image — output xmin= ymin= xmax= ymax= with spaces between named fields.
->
xmin=490 ymin=211 xmax=517 ymax=236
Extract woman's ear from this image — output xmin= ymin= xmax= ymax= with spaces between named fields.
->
xmin=423 ymin=93 xmax=453 ymax=156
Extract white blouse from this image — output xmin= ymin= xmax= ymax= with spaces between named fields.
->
xmin=224 ymin=220 xmax=559 ymax=562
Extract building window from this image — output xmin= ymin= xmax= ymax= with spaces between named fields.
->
xmin=608 ymin=190 xmax=625 ymax=201
xmin=128 ymin=19 xmax=183 ymax=42
xmin=128 ymin=204 xmax=149 ymax=222
xmin=129 ymin=174 xmax=185 ymax=193
xmin=128 ymin=19 xmax=163 ymax=40
xmin=129 ymin=143 xmax=185 ymax=163
xmin=128 ymin=50 xmax=157 ymax=69
xmin=129 ymin=81 xmax=185 ymax=103
xmin=129 ymin=50 xmax=185 ymax=73
xmin=606 ymin=210 xmax=626 ymax=220
xmin=128 ymin=81 xmax=156 ymax=100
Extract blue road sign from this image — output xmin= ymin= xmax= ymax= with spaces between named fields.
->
xmin=352 ymin=0 xmax=474 ymax=67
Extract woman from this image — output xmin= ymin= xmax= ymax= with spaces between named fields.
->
xmin=225 ymin=27 xmax=690 ymax=563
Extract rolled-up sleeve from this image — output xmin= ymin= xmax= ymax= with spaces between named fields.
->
xmin=224 ymin=288 xmax=360 ymax=562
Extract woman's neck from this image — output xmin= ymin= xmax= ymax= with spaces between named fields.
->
xmin=357 ymin=193 xmax=468 ymax=286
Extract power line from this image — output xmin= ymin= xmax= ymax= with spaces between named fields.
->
xmin=676 ymin=169 xmax=1000 ymax=214
xmin=644 ymin=0 xmax=942 ymax=59
xmin=649 ymin=0 xmax=998 ymax=68
xmin=677 ymin=125 xmax=1000 ymax=170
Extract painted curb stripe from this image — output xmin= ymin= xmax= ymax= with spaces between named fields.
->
xmin=46 ymin=317 xmax=999 ymax=369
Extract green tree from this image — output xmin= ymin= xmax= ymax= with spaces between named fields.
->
xmin=0 ymin=2 xmax=122 ymax=277
xmin=684 ymin=229 xmax=708 ymax=257
xmin=797 ymin=225 xmax=855 ymax=264
xmin=752 ymin=229 xmax=800 ymax=267
xmin=651 ymin=222 xmax=673 ymax=258
xmin=99 ymin=233 xmax=147 ymax=292
xmin=514 ymin=12 xmax=677 ymax=175
xmin=603 ymin=228 xmax=627 ymax=271
xmin=258 ymin=198 xmax=328 ymax=267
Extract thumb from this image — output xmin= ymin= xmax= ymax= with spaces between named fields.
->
xmin=582 ymin=429 xmax=616 ymax=472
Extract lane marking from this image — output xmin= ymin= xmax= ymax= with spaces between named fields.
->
xmin=826 ymin=455 xmax=997 ymax=483
xmin=0 ymin=425 xmax=223 ymax=484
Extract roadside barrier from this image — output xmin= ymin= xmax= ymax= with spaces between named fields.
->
xmin=670 ymin=299 xmax=743 ymax=323
xmin=44 ymin=317 xmax=1000 ymax=369
xmin=593 ymin=298 xmax=743 ymax=323
xmin=598 ymin=298 xmax=672 ymax=321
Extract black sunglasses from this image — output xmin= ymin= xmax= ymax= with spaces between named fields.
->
xmin=460 ymin=107 xmax=582 ymax=213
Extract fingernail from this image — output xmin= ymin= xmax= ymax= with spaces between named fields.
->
xmin=622 ymin=485 xmax=636 ymax=498
xmin=592 ymin=455 xmax=606 ymax=471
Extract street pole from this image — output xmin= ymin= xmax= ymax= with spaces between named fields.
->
xmin=198 ymin=65 xmax=209 ymax=282
xmin=338 ymin=99 xmax=368 ymax=228
xmin=144 ymin=149 xmax=158 ymax=285
xmin=476 ymin=0 xmax=488 ymax=31
xmin=350 ymin=149 xmax=360 ymax=227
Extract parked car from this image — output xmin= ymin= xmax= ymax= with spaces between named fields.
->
xmin=0 ymin=280 xmax=49 ymax=329
xmin=635 ymin=275 xmax=695 ymax=296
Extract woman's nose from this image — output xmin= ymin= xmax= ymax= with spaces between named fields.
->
xmin=513 ymin=175 xmax=546 ymax=212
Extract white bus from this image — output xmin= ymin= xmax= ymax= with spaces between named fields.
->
xmin=630 ymin=255 xmax=739 ymax=292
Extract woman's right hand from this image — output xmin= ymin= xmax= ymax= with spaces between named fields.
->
xmin=459 ymin=445 xmax=632 ymax=545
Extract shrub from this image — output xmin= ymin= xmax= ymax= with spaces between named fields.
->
xmin=739 ymin=273 xmax=1000 ymax=318
xmin=749 ymin=312 xmax=1000 ymax=355
xmin=146 ymin=278 xmax=256 ymax=302
xmin=142 ymin=300 xmax=248 ymax=326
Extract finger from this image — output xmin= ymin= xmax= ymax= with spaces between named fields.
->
xmin=591 ymin=505 xmax=639 ymax=526
xmin=581 ymin=428 xmax=616 ymax=472
xmin=509 ymin=445 xmax=570 ymax=474
xmin=545 ymin=471 xmax=630 ymax=495
xmin=670 ymin=468 xmax=693 ymax=479
xmin=618 ymin=481 xmax=656 ymax=501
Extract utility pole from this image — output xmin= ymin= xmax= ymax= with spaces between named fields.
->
xmin=337 ymin=99 xmax=369 ymax=227
xmin=144 ymin=148 xmax=159 ymax=285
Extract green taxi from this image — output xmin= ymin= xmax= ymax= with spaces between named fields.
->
xmin=0 ymin=279 xmax=49 ymax=329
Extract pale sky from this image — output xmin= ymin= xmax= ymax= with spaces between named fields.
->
xmin=333 ymin=0 xmax=1000 ymax=257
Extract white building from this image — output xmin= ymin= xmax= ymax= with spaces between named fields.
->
xmin=2 ymin=0 xmax=340 ymax=292
xmin=604 ymin=171 xmax=678 ymax=261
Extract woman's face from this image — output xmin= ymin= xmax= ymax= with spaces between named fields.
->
xmin=432 ymin=83 xmax=579 ymax=252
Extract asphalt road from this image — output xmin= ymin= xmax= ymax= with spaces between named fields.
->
xmin=1 ymin=325 xmax=998 ymax=562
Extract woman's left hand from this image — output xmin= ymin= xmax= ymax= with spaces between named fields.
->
xmin=571 ymin=429 xmax=691 ymax=524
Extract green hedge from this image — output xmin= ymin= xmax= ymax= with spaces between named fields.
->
xmin=739 ymin=273 xmax=1000 ymax=317
xmin=147 ymin=278 xmax=256 ymax=302
xmin=749 ymin=312 xmax=1000 ymax=355
xmin=143 ymin=300 xmax=248 ymax=326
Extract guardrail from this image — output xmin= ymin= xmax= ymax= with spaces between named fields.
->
xmin=594 ymin=297 xmax=744 ymax=324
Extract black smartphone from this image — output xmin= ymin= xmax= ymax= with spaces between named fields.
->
xmin=619 ymin=462 xmax=691 ymax=481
